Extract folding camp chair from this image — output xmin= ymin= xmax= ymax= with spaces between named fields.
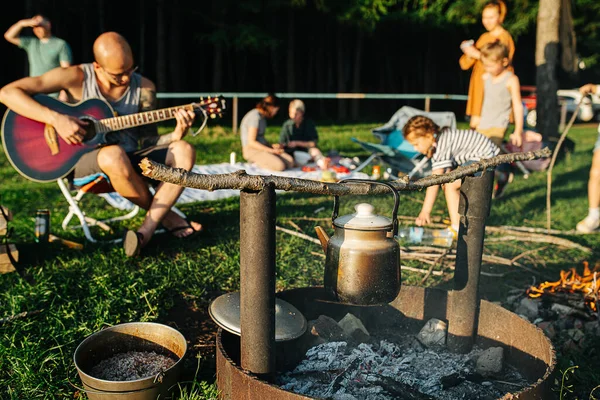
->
xmin=58 ymin=175 xmax=186 ymax=243
xmin=352 ymin=106 xmax=458 ymax=179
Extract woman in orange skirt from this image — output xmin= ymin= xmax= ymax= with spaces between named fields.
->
xmin=459 ymin=0 xmax=515 ymax=129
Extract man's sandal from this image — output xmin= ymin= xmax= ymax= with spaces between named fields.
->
xmin=123 ymin=230 xmax=144 ymax=257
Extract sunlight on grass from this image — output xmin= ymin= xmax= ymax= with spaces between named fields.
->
xmin=1 ymin=123 xmax=599 ymax=398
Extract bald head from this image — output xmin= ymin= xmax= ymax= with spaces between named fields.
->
xmin=93 ymin=32 xmax=133 ymax=70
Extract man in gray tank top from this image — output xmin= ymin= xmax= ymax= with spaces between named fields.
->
xmin=0 ymin=32 xmax=202 ymax=256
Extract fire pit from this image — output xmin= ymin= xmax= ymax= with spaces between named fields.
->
xmin=213 ymin=174 xmax=556 ymax=399
xmin=136 ymin=141 xmax=556 ymax=399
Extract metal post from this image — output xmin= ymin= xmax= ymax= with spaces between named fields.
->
xmin=239 ymin=185 xmax=276 ymax=380
xmin=559 ymin=100 xmax=567 ymax=132
xmin=424 ymin=96 xmax=431 ymax=112
xmin=447 ymin=171 xmax=494 ymax=353
xmin=232 ymin=96 xmax=239 ymax=135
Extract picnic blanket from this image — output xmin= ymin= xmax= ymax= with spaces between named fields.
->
xmin=99 ymin=162 xmax=370 ymax=210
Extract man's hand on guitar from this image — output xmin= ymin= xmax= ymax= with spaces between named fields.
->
xmin=172 ymin=109 xmax=196 ymax=141
xmin=53 ymin=114 xmax=89 ymax=145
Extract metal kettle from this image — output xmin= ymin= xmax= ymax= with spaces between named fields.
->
xmin=315 ymin=180 xmax=401 ymax=305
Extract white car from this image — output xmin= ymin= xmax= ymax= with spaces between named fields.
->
xmin=524 ymin=88 xmax=600 ymax=128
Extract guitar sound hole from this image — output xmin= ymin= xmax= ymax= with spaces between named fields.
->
xmin=80 ymin=117 xmax=97 ymax=142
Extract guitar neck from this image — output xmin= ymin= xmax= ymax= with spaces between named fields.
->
xmin=95 ymin=104 xmax=195 ymax=133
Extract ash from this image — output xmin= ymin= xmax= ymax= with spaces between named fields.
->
xmin=90 ymin=351 xmax=177 ymax=381
xmin=278 ymin=339 xmax=528 ymax=400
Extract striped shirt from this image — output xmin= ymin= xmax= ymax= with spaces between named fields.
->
xmin=431 ymin=128 xmax=500 ymax=171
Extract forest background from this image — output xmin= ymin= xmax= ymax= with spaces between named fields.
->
xmin=0 ymin=0 xmax=599 ymax=122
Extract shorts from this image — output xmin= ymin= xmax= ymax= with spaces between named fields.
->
xmin=73 ymin=144 xmax=170 ymax=187
xmin=594 ymin=125 xmax=600 ymax=153
xmin=477 ymin=127 xmax=507 ymax=147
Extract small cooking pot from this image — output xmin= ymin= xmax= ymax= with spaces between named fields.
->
xmin=315 ymin=179 xmax=400 ymax=305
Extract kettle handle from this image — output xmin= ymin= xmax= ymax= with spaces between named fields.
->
xmin=332 ymin=179 xmax=399 ymax=236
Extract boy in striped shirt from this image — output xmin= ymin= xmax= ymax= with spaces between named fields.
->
xmin=403 ymin=115 xmax=503 ymax=234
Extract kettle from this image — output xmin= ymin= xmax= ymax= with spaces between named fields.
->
xmin=315 ymin=180 xmax=401 ymax=305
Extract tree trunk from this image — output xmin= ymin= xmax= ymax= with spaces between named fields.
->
xmin=97 ymin=0 xmax=105 ymax=33
xmin=336 ymin=24 xmax=347 ymax=121
xmin=286 ymin=8 xmax=295 ymax=93
xmin=213 ymin=43 xmax=223 ymax=92
xmin=169 ymin=2 xmax=184 ymax=91
xmin=536 ymin=0 xmax=561 ymax=141
xmin=139 ymin=0 xmax=146 ymax=74
xmin=156 ymin=0 xmax=167 ymax=93
xmin=317 ymin=19 xmax=327 ymax=117
xmin=351 ymin=29 xmax=364 ymax=120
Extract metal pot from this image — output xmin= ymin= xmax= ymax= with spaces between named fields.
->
xmin=73 ymin=322 xmax=187 ymax=400
xmin=315 ymin=179 xmax=400 ymax=305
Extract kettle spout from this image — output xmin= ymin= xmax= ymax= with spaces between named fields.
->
xmin=314 ymin=226 xmax=329 ymax=253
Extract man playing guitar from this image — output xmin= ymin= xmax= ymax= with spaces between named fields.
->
xmin=0 ymin=31 xmax=202 ymax=257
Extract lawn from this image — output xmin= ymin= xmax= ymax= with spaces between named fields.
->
xmin=1 ymin=121 xmax=599 ymax=399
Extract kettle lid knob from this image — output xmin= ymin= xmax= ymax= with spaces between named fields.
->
xmin=355 ymin=203 xmax=375 ymax=217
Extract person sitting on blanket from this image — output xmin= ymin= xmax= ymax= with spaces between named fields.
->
xmin=240 ymin=93 xmax=294 ymax=171
xmin=279 ymin=99 xmax=327 ymax=169
xmin=403 ymin=115 xmax=502 ymax=236
xmin=0 ymin=31 xmax=202 ymax=257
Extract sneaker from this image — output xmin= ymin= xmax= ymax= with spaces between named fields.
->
xmin=576 ymin=216 xmax=600 ymax=233
xmin=493 ymin=171 xmax=514 ymax=199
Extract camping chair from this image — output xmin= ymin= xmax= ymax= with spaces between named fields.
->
xmin=57 ymin=175 xmax=186 ymax=243
xmin=352 ymin=106 xmax=458 ymax=179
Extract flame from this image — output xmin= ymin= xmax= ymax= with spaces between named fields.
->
xmin=527 ymin=262 xmax=599 ymax=312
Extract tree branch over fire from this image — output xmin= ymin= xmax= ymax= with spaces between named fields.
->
xmin=140 ymin=148 xmax=551 ymax=195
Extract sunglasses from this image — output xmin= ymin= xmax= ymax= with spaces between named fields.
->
xmin=101 ymin=65 xmax=138 ymax=81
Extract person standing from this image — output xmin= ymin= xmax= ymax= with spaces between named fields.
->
xmin=576 ymin=83 xmax=600 ymax=232
xmin=4 ymin=15 xmax=72 ymax=100
xmin=0 ymin=32 xmax=202 ymax=256
xmin=459 ymin=0 xmax=515 ymax=129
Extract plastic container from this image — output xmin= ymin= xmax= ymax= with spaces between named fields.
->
xmin=396 ymin=226 xmax=454 ymax=248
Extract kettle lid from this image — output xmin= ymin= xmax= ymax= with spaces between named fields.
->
xmin=333 ymin=203 xmax=393 ymax=230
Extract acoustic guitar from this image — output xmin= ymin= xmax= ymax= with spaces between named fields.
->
xmin=1 ymin=94 xmax=225 ymax=183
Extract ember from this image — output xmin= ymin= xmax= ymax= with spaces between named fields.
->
xmin=527 ymin=262 xmax=599 ymax=312
xmin=278 ymin=315 xmax=530 ymax=400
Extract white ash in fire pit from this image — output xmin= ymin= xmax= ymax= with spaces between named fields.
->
xmin=278 ymin=316 xmax=531 ymax=400
xmin=89 ymin=350 xmax=177 ymax=381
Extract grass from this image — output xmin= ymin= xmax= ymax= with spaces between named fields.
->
xmin=1 ymin=120 xmax=600 ymax=399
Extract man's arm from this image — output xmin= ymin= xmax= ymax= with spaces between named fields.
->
xmin=137 ymin=81 xmax=161 ymax=146
xmin=136 ymin=77 xmax=195 ymax=146
xmin=508 ymin=75 xmax=524 ymax=147
xmin=0 ymin=66 xmax=87 ymax=144
xmin=4 ymin=17 xmax=39 ymax=46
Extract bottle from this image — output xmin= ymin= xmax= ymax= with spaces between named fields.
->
xmin=35 ymin=209 xmax=50 ymax=243
xmin=395 ymin=226 xmax=454 ymax=248
xmin=230 ymin=151 xmax=236 ymax=165
xmin=371 ymin=165 xmax=381 ymax=180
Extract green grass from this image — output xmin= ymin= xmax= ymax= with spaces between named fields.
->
xmin=1 ymin=121 xmax=599 ymax=399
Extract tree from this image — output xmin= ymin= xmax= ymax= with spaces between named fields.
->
xmin=536 ymin=0 xmax=561 ymax=141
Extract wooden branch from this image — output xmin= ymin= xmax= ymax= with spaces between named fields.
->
xmin=484 ymin=234 xmax=591 ymax=253
xmin=420 ymin=250 xmax=448 ymax=284
xmin=0 ymin=309 xmax=42 ymax=325
xmin=495 ymin=225 xmax=589 ymax=235
xmin=276 ymin=225 xmax=321 ymax=245
xmin=139 ymin=148 xmax=551 ymax=195
xmin=547 ymin=99 xmax=582 ymax=231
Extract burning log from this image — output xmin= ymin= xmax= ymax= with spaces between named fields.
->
xmin=527 ymin=262 xmax=599 ymax=313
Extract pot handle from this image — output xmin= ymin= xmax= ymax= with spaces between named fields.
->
xmin=332 ymin=179 xmax=399 ymax=236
